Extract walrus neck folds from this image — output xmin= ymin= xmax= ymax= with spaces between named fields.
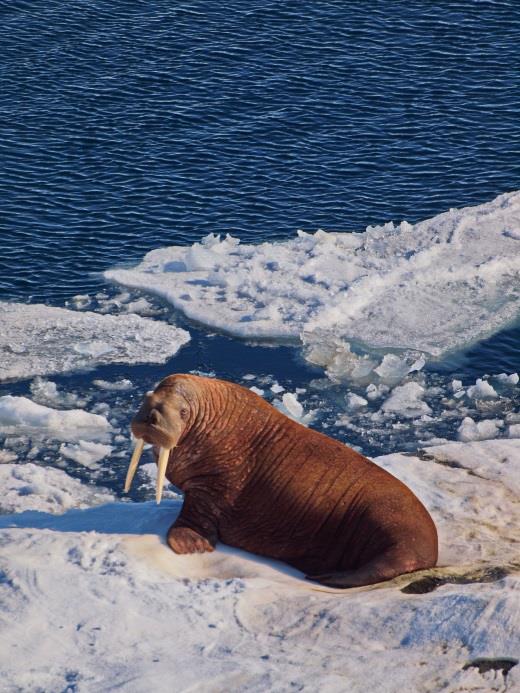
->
xmin=168 ymin=383 xmax=272 ymax=493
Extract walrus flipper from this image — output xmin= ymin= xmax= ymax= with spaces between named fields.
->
xmin=166 ymin=491 xmax=219 ymax=554
xmin=307 ymin=549 xmax=427 ymax=588
xmin=167 ymin=525 xmax=215 ymax=554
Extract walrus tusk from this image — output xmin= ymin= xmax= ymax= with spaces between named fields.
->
xmin=156 ymin=447 xmax=171 ymax=504
xmin=124 ymin=438 xmax=145 ymax=493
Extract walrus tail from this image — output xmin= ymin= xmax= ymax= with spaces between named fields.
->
xmin=306 ymin=549 xmax=435 ymax=589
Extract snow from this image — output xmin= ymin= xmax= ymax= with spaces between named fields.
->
xmin=497 ymin=372 xmax=519 ymax=385
xmin=467 ymin=378 xmax=498 ymax=399
xmin=380 ymin=382 xmax=432 ymax=418
xmin=0 ymin=463 xmax=113 ymax=514
xmin=29 ymin=377 xmax=87 ymax=408
xmin=106 ymin=191 xmax=520 ymax=374
xmin=0 ymin=439 xmax=518 ymax=692
xmin=0 ymin=450 xmax=18 ymax=463
xmin=509 ymin=424 xmax=520 ymax=438
xmin=1 ymin=188 xmax=519 ymax=689
xmin=0 ymin=396 xmax=113 ymax=443
xmin=374 ymin=353 xmax=420 ymax=382
xmin=92 ymin=378 xmax=134 ymax=391
xmin=0 ymin=302 xmax=190 ymax=381
xmin=458 ymin=417 xmax=503 ymax=442
xmin=345 ymin=392 xmax=368 ymax=412
xmin=273 ymin=391 xmax=315 ymax=425
xmin=59 ymin=441 xmax=114 ymax=470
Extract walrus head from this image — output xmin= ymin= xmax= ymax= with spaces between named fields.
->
xmin=125 ymin=376 xmax=193 ymax=504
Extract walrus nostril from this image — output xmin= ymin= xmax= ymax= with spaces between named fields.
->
xmin=148 ymin=409 xmax=161 ymax=425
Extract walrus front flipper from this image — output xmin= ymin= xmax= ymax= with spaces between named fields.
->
xmin=167 ymin=526 xmax=215 ymax=554
xmin=307 ymin=550 xmax=430 ymax=588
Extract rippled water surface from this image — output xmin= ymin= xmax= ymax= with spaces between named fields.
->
xmin=2 ymin=1 xmax=520 ymax=300
xmin=1 ymin=1 xmax=520 ymax=470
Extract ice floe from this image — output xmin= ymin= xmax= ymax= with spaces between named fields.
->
xmin=29 ymin=377 xmax=88 ymax=409
xmin=92 ymin=378 xmax=134 ymax=391
xmin=467 ymin=378 xmax=499 ymax=400
xmin=0 ymin=301 xmax=190 ymax=381
xmin=106 ymin=191 xmax=520 ymax=378
xmin=381 ymin=381 xmax=432 ymax=418
xmin=0 ymin=396 xmax=113 ymax=443
xmin=59 ymin=441 xmax=114 ymax=470
xmin=0 ymin=439 xmax=518 ymax=692
xmin=325 ymin=369 xmax=520 ymax=454
xmin=273 ymin=391 xmax=315 ymax=425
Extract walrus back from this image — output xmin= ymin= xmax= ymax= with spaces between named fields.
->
xmin=221 ymin=407 xmax=437 ymax=579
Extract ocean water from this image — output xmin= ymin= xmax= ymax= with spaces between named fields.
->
xmin=1 ymin=1 xmax=520 ymax=495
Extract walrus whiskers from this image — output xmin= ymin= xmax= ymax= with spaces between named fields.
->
xmin=124 ymin=438 xmax=145 ymax=493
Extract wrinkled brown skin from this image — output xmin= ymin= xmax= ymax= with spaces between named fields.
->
xmin=131 ymin=374 xmax=438 ymax=588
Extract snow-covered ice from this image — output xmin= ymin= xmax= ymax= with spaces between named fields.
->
xmin=467 ymin=378 xmax=499 ymax=400
xmin=0 ymin=302 xmax=190 ymax=381
xmin=345 ymin=392 xmax=368 ymax=412
xmin=106 ymin=191 xmax=520 ymax=374
xmin=0 ymin=396 xmax=113 ymax=443
xmin=457 ymin=417 xmax=504 ymax=442
xmin=59 ymin=441 xmax=114 ymax=470
xmin=0 ymin=462 xmax=113 ymax=514
xmin=29 ymin=377 xmax=88 ymax=408
xmin=1 ymin=189 xmax=519 ymax=690
xmin=93 ymin=378 xmax=134 ymax=391
xmin=381 ymin=381 xmax=432 ymax=418
xmin=273 ymin=391 xmax=315 ymax=425
xmin=0 ymin=439 xmax=518 ymax=692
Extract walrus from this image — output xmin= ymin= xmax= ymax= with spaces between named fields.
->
xmin=126 ymin=373 xmax=438 ymax=588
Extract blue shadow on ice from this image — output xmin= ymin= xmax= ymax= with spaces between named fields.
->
xmin=0 ymin=500 xmax=308 ymax=582
xmin=0 ymin=500 xmax=183 ymax=536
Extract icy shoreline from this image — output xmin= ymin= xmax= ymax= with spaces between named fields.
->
xmin=0 ymin=439 xmax=518 ymax=692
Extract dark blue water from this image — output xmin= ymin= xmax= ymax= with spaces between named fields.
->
xmin=1 ymin=1 xmax=519 ymax=477
xmin=1 ymin=1 xmax=520 ymax=301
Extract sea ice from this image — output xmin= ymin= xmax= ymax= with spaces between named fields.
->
xmin=467 ymin=378 xmax=498 ymax=399
xmin=0 ymin=450 xmax=17 ymax=463
xmin=345 ymin=392 xmax=368 ymax=412
xmin=0 ymin=439 xmax=518 ymax=692
xmin=496 ymin=372 xmax=519 ymax=385
xmin=0 ymin=396 xmax=113 ymax=443
xmin=59 ymin=441 xmax=114 ymax=469
xmin=508 ymin=424 xmax=520 ymax=439
xmin=0 ymin=462 xmax=113 ymax=514
xmin=381 ymin=382 xmax=432 ymax=419
xmin=374 ymin=353 xmax=416 ymax=382
xmin=30 ymin=377 xmax=87 ymax=408
xmin=106 ymin=191 xmax=520 ymax=375
xmin=457 ymin=416 xmax=503 ymax=442
xmin=0 ymin=302 xmax=190 ymax=381
xmin=365 ymin=383 xmax=389 ymax=401
xmin=273 ymin=392 xmax=314 ymax=425
xmin=93 ymin=378 xmax=134 ymax=391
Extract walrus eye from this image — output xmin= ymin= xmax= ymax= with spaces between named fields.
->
xmin=180 ymin=407 xmax=188 ymax=420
